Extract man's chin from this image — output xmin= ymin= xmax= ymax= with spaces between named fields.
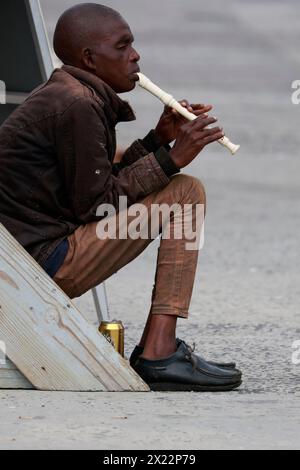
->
xmin=129 ymin=80 xmax=137 ymax=90
xmin=117 ymin=81 xmax=136 ymax=93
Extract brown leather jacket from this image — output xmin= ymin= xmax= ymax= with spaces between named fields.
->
xmin=0 ymin=65 xmax=179 ymax=267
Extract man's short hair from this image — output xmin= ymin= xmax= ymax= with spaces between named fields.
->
xmin=53 ymin=3 xmax=122 ymax=65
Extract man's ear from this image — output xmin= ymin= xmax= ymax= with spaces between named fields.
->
xmin=81 ymin=47 xmax=97 ymax=71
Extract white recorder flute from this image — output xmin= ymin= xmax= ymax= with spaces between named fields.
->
xmin=137 ymin=73 xmax=240 ymax=155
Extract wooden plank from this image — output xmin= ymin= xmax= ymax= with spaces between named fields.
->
xmin=0 ymin=223 xmax=149 ymax=392
xmin=0 ymin=357 xmax=18 ymax=370
xmin=0 ymin=358 xmax=33 ymax=389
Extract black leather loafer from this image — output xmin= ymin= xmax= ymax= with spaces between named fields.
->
xmin=130 ymin=337 xmax=237 ymax=370
xmin=134 ymin=341 xmax=242 ymax=392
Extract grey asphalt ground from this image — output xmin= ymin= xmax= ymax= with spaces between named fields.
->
xmin=0 ymin=0 xmax=299 ymax=450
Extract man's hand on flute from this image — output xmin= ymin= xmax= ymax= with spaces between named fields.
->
xmin=154 ymin=100 xmax=207 ymax=146
xmin=154 ymin=102 xmax=225 ymax=169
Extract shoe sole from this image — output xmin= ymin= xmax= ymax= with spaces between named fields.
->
xmin=217 ymin=366 xmax=236 ymax=370
xmin=148 ymin=379 xmax=242 ymax=392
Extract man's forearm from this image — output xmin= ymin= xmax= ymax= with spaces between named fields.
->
xmin=113 ymin=129 xmax=180 ymax=178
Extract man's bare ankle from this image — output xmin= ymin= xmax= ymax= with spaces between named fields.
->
xmin=141 ymin=342 xmax=177 ymax=361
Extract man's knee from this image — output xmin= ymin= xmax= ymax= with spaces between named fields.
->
xmin=169 ymin=173 xmax=206 ymax=206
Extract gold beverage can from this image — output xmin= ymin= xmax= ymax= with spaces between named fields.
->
xmin=98 ymin=321 xmax=124 ymax=357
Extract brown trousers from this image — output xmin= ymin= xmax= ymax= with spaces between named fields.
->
xmin=53 ymin=174 xmax=206 ymax=319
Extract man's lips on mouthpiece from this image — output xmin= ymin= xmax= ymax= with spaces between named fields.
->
xmin=130 ymin=68 xmax=140 ymax=81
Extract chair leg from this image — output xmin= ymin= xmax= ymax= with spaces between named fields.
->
xmin=92 ymin=283 xmax=110 ymax=323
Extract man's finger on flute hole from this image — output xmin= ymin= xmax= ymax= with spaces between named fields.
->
xmin=178 ymin=99 xmax=189 ymax=107
xmin=192 ymin=105 xmax=213 ymax=116
xmin=178 ymin=99 xmax=193 ymax=112
xmin=191 ymin=103 xmax=212 ymax=111
xmin=192 ymin=115 xmax=218 ymax=129
xmin=163 ymin=104 xmax=178 ymax=116
xmin=180 ymin=115 xmax=215 ymax=133
xmin=203 ymin=131 xmax=225 ymax=145
xmin=169 ymin=99 xmax=189 ymax=115
xmin=178 ymin=100 xmax=204 ymax=114
xmin=193 ymin=110 xmax=211 ymax=117
xmin=200 ymin=127 xmax=224 ymax=138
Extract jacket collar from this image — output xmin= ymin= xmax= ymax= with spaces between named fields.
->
xmin=61 ymin=64 xmax=136 ymax=125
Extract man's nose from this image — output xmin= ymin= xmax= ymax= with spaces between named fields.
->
xmin=130 ymin=47 xmax=140 ymax=62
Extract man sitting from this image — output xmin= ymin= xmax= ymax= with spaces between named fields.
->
xmin=0 ymin=3 xmax=242 ymax=391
